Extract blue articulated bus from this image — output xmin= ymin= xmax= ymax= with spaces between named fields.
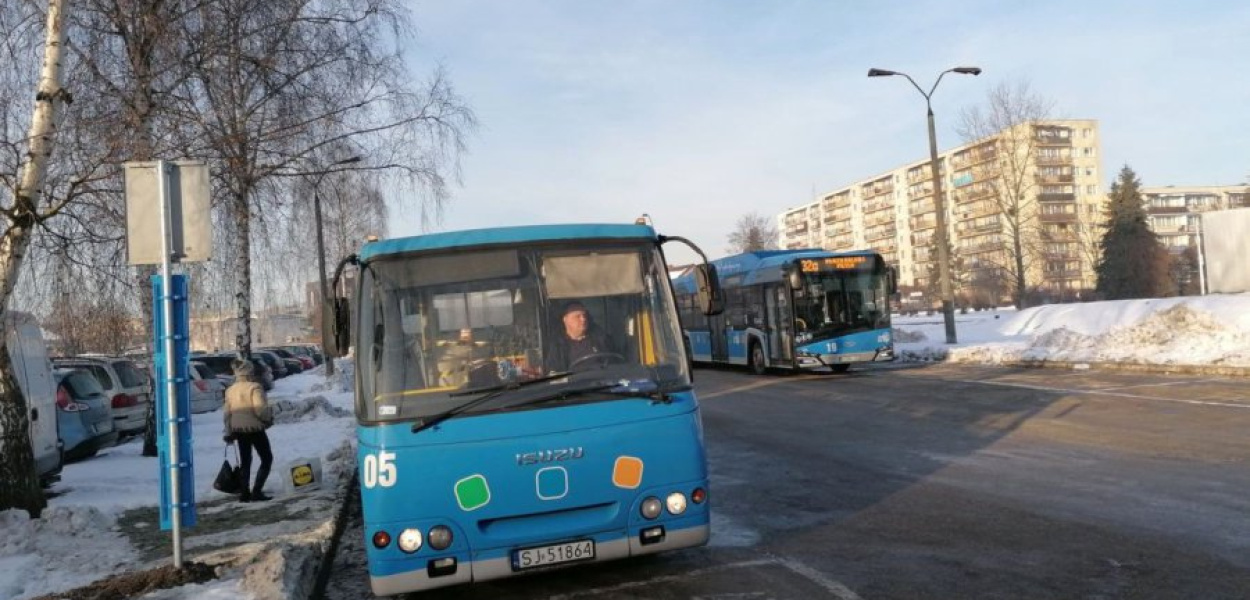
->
xmin=326 ymin=223 xmax=723 ymax=595
xmin=672 ymin=249 xmax=897 ymax=375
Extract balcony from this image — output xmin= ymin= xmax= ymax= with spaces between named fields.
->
xmin=959 ymin=221 xmax=1002 ymax=234
xmin=1042 ymin=269 xmax=1083 ymax=280
xmin=864 ymin=199 xmax=894 ymax=214
xmin=864 ymin=183 xmax=894 ymax=198
xmin=1035 ymin=173 xmax=1074 ymax=184
xmin=1040 ymin=212 xmax=1077 ymax=223
xmin=1147 ymin=205 xmax=1188 ymax=214
xmin=910 ymin=200 xmax=936 ymax=215
xmin=1034 ymin=131 xmax=1073 ymax=146
xmin=864 ymin=213 xmax=894 ymax=227
xmin=1038 ymin=193 xmax=1076 ymax=203
xmin=1036 ymin=154 xmax=1072 ymax=166
xmin=865 ymin=227 xmax=897 ymax=242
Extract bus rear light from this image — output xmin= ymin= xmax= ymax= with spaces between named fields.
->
xmin=398 ymin=528 xmax=423 ymax=553
xmin=372 ymin=530 xmax=391 ymax=549
xmin=640 ymin=496 xmax=662 ymax=520
xmin=692 ymin=488 xmax=707 ymax=504
xmin=428 ymin=525 xmax=453 ymax=550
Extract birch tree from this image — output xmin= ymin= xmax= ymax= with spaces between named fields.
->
xmin=173 ymin=0 xmax=474 ymax=359
xmin=0 ymin=0 xmax=73 ymax=517
xmin=957 ymin=81 xmax=1054 ymax=308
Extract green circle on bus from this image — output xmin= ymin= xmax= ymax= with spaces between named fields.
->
xmin=455 ymin=474 xmax=491 ymax=511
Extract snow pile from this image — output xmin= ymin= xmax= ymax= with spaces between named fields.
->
xmin=893 ymin=295 xmax=1250 ymax=368
xmin=272 ymin=395 xmax=352 ymax=424
xmin=891 ymin=327 xmax=927 ymax=343
xmin=0 ymin=506 xmax=136 ymax=599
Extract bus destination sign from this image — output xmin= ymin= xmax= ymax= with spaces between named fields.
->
xmin=800 ymin=255 xmax=869 ymax=272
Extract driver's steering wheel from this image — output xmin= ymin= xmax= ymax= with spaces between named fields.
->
xmin=568 ymin=352 xmax=626 ymax=371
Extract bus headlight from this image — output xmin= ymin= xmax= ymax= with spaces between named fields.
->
xmin=428 ymin=525 xmax=453 ymax=551
xmin=666 ymin=492 xmax=687 ymax=515
xmin=397 ymin=528 xmax=423 ymax=553
xmin=641 ymin=496 xmax=663 ymax=519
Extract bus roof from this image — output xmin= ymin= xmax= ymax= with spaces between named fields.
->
xmin=672 ymin=248 xmax=881 ymax=292
xmin=359 ymin=223 xmax=658 ymax=262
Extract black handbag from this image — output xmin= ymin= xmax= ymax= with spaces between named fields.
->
xmin=213 ymin=444 xmax=243 ymax=495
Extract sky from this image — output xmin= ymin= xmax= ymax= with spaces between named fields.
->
xmin=391 ymin=0 xmax=1250 ymax=264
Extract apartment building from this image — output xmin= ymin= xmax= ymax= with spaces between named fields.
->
xmin=1141 ymin=185 xmax=1250 ymax=252
xmin=779 ymin=119 xmax=1103 ymax=305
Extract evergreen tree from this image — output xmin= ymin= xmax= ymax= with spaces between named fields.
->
xmin=1095 ymin=166 xmax=1174 ymax=299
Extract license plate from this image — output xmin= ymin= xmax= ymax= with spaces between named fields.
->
xmin=512 ymin=539 xmax=595 ymax=571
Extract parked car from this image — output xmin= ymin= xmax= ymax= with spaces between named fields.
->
xmin=262 ymin=347 xmax=307 ymax=374
xmin=4 ymin=312 xmax=63 ymax=486
xmin=52 ymin=356 xmax=151 ymax=437
xmin=54 ymin=368 xmax=118 ymax=462
xmin=253 ymin=350 xmax=288 ymax=379
xmin=285 ymin=344 xmax=323 ymax=366
xmin=280 ymin=347 xmax=315 ymax=370
xmin=195 ymin=354 xmax=274 ymax=391
xmin=189 ymin=361 xmax=226 ymax=414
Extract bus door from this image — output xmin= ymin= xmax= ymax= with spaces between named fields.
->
xmin=708 ymin=312 xmax=729 ymax=362
xmin=773 ymin=286 xmax=794 ymax=361
xmin=765 ymin=284 xmax=781 ymax=360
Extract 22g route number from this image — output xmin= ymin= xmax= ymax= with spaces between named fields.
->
xmin=363 ymin=451 xmax=397 ymax=488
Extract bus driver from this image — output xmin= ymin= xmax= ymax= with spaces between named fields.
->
xmin=548 ymin=301 xmax=617 ymax=372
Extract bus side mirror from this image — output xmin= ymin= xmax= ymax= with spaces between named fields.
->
xmin=695 ymin=264 xmax=724 ymax=316
xmin=326 ymin=297 xmax=351 ymax=357
xmin=889 ymin=266 xmax=899 ymax=295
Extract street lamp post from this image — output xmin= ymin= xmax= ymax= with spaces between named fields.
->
xmin=868 ymin=66 xmax=981 ymax=344
xmin=313 ymin=156 xmax=361 ymax=377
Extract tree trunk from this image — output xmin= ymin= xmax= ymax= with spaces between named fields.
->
xmin=1013 ymin=229 xmax=1027 ymax=308
xmin=0 ymin=0 xmax=68 ymax=517
xmin=232 ymin=186 xmax=253 ymax=359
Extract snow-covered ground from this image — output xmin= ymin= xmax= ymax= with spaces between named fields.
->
xmin=5 ymin=295 xmax=1250 ymax=599
xmin=893 ymin=294 xmax=1250 ymax=367
xmin=0 ymin=363 xmax=358 ymax=600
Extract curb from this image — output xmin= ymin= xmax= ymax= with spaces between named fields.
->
xmin=234 ymin=454 xmax=358 ymax=600
xmin=897 ymin=355 xmax=1250 ymax=378
xmin=997 ymin=359 xmax=1250 ymax=378
xmin=309 ymin=469 xmax=359 ymax=600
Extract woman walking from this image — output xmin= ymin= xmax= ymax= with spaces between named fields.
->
xmin=223 ymin=358 xmax=274 ymax=502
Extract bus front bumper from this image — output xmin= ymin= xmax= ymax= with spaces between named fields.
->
xmin=369 ymin=523 xmax=710 ymax=596
xmin=796 ymin=347 xmax=894 ymax=369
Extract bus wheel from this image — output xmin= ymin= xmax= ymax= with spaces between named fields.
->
xmin=749 ymin=342 xmax=767 ymax=376
xmin=830 ymin=363 xmax=851 ymax=374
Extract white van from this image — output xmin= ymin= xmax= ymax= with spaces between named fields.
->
xmin=3 ymin=312 xmax=63 ymax=486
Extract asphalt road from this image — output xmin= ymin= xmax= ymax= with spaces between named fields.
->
xmin=322 ymin=363 xmax=1250 ymax=599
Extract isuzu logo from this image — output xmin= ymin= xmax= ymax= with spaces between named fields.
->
xmin=516 ymin=447 xmax=585 ymax=466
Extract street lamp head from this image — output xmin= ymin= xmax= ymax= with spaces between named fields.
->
xmin=952 ymin=67 xmax=982 ymax=76
xmin=867 ymin=68 xmax=897 ymax=77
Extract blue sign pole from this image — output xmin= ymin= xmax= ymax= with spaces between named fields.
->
xmin=153 ymin=274 xmax=196 ymax=534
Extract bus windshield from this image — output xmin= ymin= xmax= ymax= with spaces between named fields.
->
xmin=792 ymin=266 xmax=890 ymax=342
xmin=356 ymin=243 xmax=688 ymax=422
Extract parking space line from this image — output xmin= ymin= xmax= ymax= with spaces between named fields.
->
xmin=953 ymin=378 xmax=1250 ymax=409
xmin=775 ymin=557 xmax=863 ymax=600
xmin=1099 ymin=378 xmax=1225 ymax=392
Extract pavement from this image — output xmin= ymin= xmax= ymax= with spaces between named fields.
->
xmin=53 ymin=355 xmax=1250 ymax=600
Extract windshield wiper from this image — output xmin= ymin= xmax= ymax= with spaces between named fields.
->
xmin=412 ymin=371 xmax=572 ymax=434
xmin=448 ymin=371 xmax=572 ymax=397
xmin=506 ymin=379 xmax=693 ymax=411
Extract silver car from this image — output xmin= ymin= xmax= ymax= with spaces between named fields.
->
xmin=189 ymin=361 xmax=226 ymax=413
xmin=52 ymin=357 xmax=151 ymax=436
